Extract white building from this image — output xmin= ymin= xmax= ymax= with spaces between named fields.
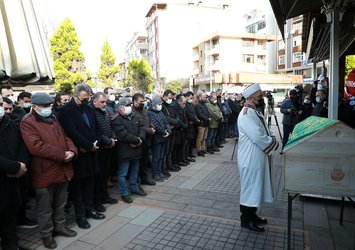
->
xmin=145 ymin=2 xmax=238 ymax=90
xmin=124 ymin=32 xmax=148 ymax=64
xmin=192 ymin=31 xmax=276 ymax=92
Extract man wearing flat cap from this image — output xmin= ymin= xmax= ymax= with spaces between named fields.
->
xmin=20 ymin=93 xmax=78 ymax=249
xmin=237 ymin=83 xmax=279 ymax=232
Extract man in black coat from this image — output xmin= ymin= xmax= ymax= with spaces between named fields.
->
xmin=0 ymin=96 xmax=29 ymax=250
xmin=58 ymin=84 xmax=105 ymax=230
xmin=91 ymin=92 xmax=118 ymax=213
xmin=184 ymin=91 xmax=199 ymax=158
xmin=161 ymin=90 xmax=180 ymax=173
xmin=111 ymin=97 xmax=146 ymax=204
xmin=194 ymin=91 xmax=211 ymax=156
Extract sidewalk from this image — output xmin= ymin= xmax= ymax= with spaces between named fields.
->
xmin=18 ymin=116 xmax=355 ymax=249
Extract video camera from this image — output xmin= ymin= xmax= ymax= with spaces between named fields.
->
xmin=264 ymin=91 xmax=274 ymax=108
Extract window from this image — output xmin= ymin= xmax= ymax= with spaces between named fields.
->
xmin=279 ymin=55 xmax=285 ymax=65
xmin=242 ymin=39 xmax=254 ymax=48
xmin=200 ymin=65 xmax=203 ymax=73
xmin=293 ymin=52 xmax=303 ymax=62
xmin=257 ymin=40 xmax=266 ymax=49
xmin=278 ymin=40 xmax=285 ymax=50
xmin=200 ymin=50 xmax=203 ymax=57
xmin=293 ymin=36 xmax=302 ymax=47
xmin=257 ymin=55 xmax=266 ymax=65
xmin=247 ymin=25 xmax=256 ymax=33
xmin=292 ymin=22 xmax=302 ymax=32
xmin=257 ymin=21 xmax=266 ymax=30
xmin=242 ymin=54 xmax=254 ymax=64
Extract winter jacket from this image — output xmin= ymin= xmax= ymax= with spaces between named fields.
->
xmin=20 ymin=111 xmax=77 ymax=188
xmin=0 ymin=115 xmax=29 ymax=212
xmin=147 ymin=108 xmax=171 ymax=144
xmin=175 ymin=104 xmax=189 ymax=145
xmin=280 ymin=99 xmax=298 ymax=126
xmin=184 ymin=102 xmax=199 ymax=139
xmin=58 ymin=98 xmax=100 ymax=178
xmin=206 ymin=101 xmax=223 ymax=129
xmin=92 ymin=105 xmax=114 ymax=147
xmin=112 ymin=112 xmax=146 ymax=161
xmin=195 ymin=101 xmax=211 ymax=127
xmin=162 ymin=100 xmax=180 ymax=130
xmin=132 ymin=106 xmax=155 ymax=147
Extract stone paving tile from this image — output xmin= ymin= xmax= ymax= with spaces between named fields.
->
xmin=129 ymin=208 xmax=164 ymax=227
xmin=117 ymin=205 xmax=147 ymax=219
xmin=63 ymin=240 xmax=96 ymax=250
xmin=121 ymin=211 xmax=304 ymax=250
xmin=133 ymin=197 xmax=187 ymax=211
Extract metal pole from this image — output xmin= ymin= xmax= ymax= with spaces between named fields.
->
xmin=329 ymin=8 xmax=339 ymax=119
xmin=209 ymin=39 xmax=213 ymax=92
xmin=313 ymin=61 xmax=317 ymax=81
xmin=287 ymin=193 xmax=292 ymax=250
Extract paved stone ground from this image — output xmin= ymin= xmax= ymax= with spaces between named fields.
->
xmin=15 ymin=110 xmax=355 ymax=249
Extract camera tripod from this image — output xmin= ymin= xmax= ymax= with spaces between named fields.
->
xmin=266 ymin=104 xmax=283 ymax=141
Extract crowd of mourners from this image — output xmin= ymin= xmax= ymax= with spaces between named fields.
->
xmin=1 ymin=72 xmax=355 ymax=249
xmin=0 ymin=83 xmax=243 ymax=249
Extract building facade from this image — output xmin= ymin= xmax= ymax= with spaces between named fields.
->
xmin=145 ymin=2 xmax=235 ymax=91
xmin=124 ymin=32 xmax=148 ymax=64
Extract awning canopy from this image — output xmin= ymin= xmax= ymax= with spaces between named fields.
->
xmin=0 ymin=0 xmax=54 ymax=86
xmin=269 ymin=0 xmax=355 ymax=62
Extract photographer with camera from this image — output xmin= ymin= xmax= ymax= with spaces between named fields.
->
xmin=280 ymin=89 xmax=298 ymax=150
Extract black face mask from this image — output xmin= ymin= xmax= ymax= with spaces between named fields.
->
xmin=138 ymin=103 xmax=144 ymax=110
xmin=79 ymin=99 xmax=89 ymax=107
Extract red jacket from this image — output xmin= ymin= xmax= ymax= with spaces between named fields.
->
xmin=20 ymin=111 xmax=77 ymax=188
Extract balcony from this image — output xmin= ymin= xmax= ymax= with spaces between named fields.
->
xmin=206 ymin=44 xmax=220 ymax=56
xmin=192 ymin=54 xmax=199 ymax=62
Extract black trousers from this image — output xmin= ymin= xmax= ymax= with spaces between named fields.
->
xmin=282 ymin=124 xmax=294 ymax=149
xmin=17 ymin=173 xmax=29 ymax=224
xmin=70 ymin=176 xmax=95 ymax=219
xmin=0 ymin=206 xmax=18 ymax=250
xmin=94 ymin=149 xmax=112 ymax=205
xmin=164 ymin=131 xmax=175 ymax=170
xmin=139 ymin=146 xmax=151 ymax=182
xmin=240 ymin=204 xmax=258 ymax=224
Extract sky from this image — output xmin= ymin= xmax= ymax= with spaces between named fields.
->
xmin=33 ymin=0 xmax=271 ymax=73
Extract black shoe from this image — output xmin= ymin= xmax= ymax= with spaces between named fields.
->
xmin=197 ymin=151 xmax=205 ymax=157
xmin=178 ymin=162 xmax=188 ymax=166
xmin=189 ymin=154 xmax=197 ymax=158
xmin=76 ymin=218 xmax=90 ymax=229
xmin=255 ymin=216 xmax=268 ymax=224
xmin=141 ymin=179 xmax=156 ymax=186
xmin=186 ymin=157 xmax=196 ymax=162
xmin=212 ymin=147 xmax=220 ymax=152
xmin=53 ymin=227 xmax=77 ymax=237
xmin=174 ymin=165 xmax=182 ymax=170
xmin=42 ymin=236 xmax=57 ymax=249
xmin=86 ymin=210 xmax=105 ymax=220
xmin=218 ymin=145 xmax=224 ymax=148
xmin=121 ymin=195 xmax=133 ymax=203
xmin=202 ymin=150 xmax=208 ymax=154
xmin=241 ymin=221 xmax=265 ymax=232
xmin=132 ymin=189 xmax=147 ymax=196
xmin=94 ymin=204 xmax=106 ymax=213
xmin=207 ymin=149 xmax=215 ymax=154
xmin=17 ymin=218 xmax=38 ymax=229
xmin=163 ymin=171 xmax=171 ymax=177
xmin=167 ymin=167 xmax=179 ymax=172
xmin=153 ymin=175 xmax=164 ymax=182
xmin=102 ymin=197 xmax=118 ymax=204
xmin=182 ymin=160 xmax=190 ymax=164
xmin=159 ymin=173 xmax=169 ymax=180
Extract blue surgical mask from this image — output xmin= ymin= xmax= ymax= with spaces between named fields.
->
xmin=39 ymin=107 xmax=52 ymax=117
xmin=187 ymin=99 xmax=192 ymax=104
xmin=155 ymin=105 xmax=162 ymax=111
xmin=316 ymin=97 xmax=322 ymax=103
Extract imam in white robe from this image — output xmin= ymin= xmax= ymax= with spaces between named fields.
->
xmin=237 ymin=106 xmax=278 ymax=207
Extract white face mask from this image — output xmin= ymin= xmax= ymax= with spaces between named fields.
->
xmin=187 ymin=99 xmax=192 ymax=104
xmin=109 ymin=94 xmax=116 ymax=102
xmin=155 ymin=104 xmax=162 ymax=111
xmin=166 ymin=99 xmax=172 ymax=104
xmin=316 ymin=97 xmax=322 ymax=103
xmin=23 ymin=103 xmax=31 ymax=108
xmin=0 ymin=107 xmax=4 ymax=118
xmin=213 ymin=100 xmax=217 ymax=104
xmin=38 ymin=107 xmax=52 ymax=117
xmin=124 ymin=106 xmax=132 ymax=115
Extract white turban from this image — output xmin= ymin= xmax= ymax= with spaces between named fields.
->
xmin=242 ymin=83 xmax=261 ymax=98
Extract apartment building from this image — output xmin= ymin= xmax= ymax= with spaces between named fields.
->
xmin=192 ymin=31 xmax=276 ymax=92
xmin=124 ymin=32 xmax=148 ymax=64
xmin=145 ymin=2 xmax=235 ymax=91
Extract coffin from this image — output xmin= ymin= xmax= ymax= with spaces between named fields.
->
xmin=283 ymin=116 xmax=355 ymax=196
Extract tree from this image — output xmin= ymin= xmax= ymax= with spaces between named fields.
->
xmin=50 ymin=18 xmax=91 ymax=93
xmin=97 ymin=39 xmax=121 ymax=89
xmin=164 ymin=80 xmax=183 ymax=94
xmin=126 ymin=58 xmax=154 ymax=93
xmin=345 ymin=55 xmax=355 ymax=83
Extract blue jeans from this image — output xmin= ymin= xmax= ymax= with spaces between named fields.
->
xmin=117 ymin=159 xmax=140 ymax=196
xmin=151 ymin=142 xmax=165 ymax=177
xmin=207 ymin=128 xmax=218 ymax=149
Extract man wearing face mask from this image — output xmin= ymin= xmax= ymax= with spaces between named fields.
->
xmin=91 ymin=92 xmax=118 ymax=213
xmin=299 ymin=95 xmax=313 ymax=122
xmin=20 ymin=93 xmax=78 ymax=249
xmin=238 ymin=83 xmax=279 ymax=232
xmin=0 ymin=84 xmax=26 ymax=123
xmin=184 ymin=91 xmax=199 ymax=158
xmin=111 ymin=97 xmax=146 ymax=203
xmin=206 ymin=93 xmax=223 ymax=154
xmin=0 ymin=95 xmax=29 ymax=250
xmin=161 ymin=90 xmax=180 ymax=173
xmin=58 ymin=84 xmax=104 ymax=230
xmin=52 ymin=92 xmax=69 ymax=117
xmin=103 ymin=87 xmax=119 ymax=117
xmin=147 ymin=97 xmax=171 ymax=182
xmin=311 ymin=90 xmax=328 ymax=118
xmin=132 ymin=93 xmax=156 ymax=186
xmin=280 ymin=89 xmax=298 ymax=149
xmin=17 ymin=92 xmax=32 ymax=114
